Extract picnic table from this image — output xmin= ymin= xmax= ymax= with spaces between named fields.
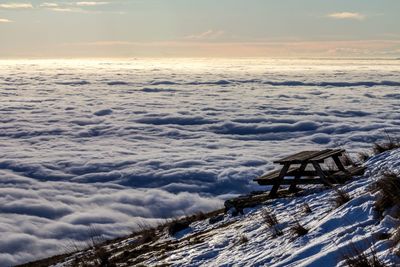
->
xmin=254 ymin=149 xmax=366 ymax=197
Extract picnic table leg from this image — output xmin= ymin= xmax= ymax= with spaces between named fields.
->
xmin=289 ymin=162 xmax=307 ymax=193
xmin=269 ymin=163 xmax=290 ymax=197
xmin=332 ymin=154 xmax=353 ymax=183
xmin=332 ymin=155 xmax=346 ymax=171
xmin=311 ymin=161 xmax=332 ymax=187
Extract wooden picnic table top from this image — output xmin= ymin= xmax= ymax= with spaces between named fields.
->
xmin=273 ymin=149 xmax=345 ymax=164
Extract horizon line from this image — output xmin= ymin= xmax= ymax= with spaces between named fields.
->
xmin=0 ymin=56 xmax=399 ymax=61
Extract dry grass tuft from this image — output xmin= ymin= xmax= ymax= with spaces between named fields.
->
xmin=262 ymin=209 xmax=279 ymax=227
xmin=140 ymin=228 xmax=157 ymax=244
xmin=262 ymin=209 xmax=283 ymax=237
xmin=372 ymin=134 xmax=400 ymax=155
xmin=343 ymin=244 xmax=386 ymax=267
xmin=389 ymin=223 xmax=400 ymax=248
xmin=87 ymin=226 xmax=106 ymax=248
xmin=133 ymin=223 xmax=158 ymax=245
xmin=94 ymin=247 xmax=116 ymax=267
xmin=358 ymin=151 xmax=371 ymax=162
xmin=290 ymin=221 xmax=308 ymax=237
xmin=372 ymin=172 xmax=400 ymax=216
xmin=301 ymin=203 xmax=312 ymax=214
xmin=333 ymin=189 xmax=351 ymax=208
xmin=192 ymin=211 xmax=207 ymax=221
xmin=168 ymin=219 xmax=190 ymax=236
xmin=341 ymin=153 xmax=356 ymax=167
xmin=239 ymin=234 xmax=249 ymax=244
xmin=376 ymin=232 xmax=391 ymax=241
xmin=71 ymin=226 xmax=118 ymax=267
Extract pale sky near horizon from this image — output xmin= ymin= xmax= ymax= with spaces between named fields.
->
xmin=0 ymin=0 xmax=399 ymax=58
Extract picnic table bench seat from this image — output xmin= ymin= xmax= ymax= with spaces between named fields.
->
xmin=254 ymin=164 xmax=366 ymax=186
xmin=254 ymin=165 xmax=301 ymax=182
xmin=327 ymin=165 xmax=366 ymax=181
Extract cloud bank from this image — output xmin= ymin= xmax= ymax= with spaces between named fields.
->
xmin=0 ymin=58 xmax=399 ymax=265
xmin=52 ymin=39 xmax=400 ymax=58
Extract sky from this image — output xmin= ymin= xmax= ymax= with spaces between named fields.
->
xmin=0 ymin=0 xmax=400 ymax=58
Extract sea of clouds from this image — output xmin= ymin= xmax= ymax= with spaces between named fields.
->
xmin=1 ymin=58 xmax=399 ymax=265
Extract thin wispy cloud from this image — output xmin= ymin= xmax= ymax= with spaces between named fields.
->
xmin=328 ymin=12 xmax=366 ymax=20
xmin=76 ymin=1 xmax=109 ymax=6
xmin=185 ymin=30 xmax=225 ymax=40
xmin=0 ymin=3 xmax=33 ymax=9
xmin=0 ymin=18 xmax=13 ymax=23
xmin=39 ymin=2 xmax=59 ymax=8
xmin=39 ymin=1 xmax=116 ymax=13
xmin=50 ymin=7 xmax=78 ymax=12
xmin=66 ymin=41 xmax=133 ymax=46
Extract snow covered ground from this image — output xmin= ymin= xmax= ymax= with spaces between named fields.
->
xmin=0 ymin=58 xmax=399 ymax=265
xmin=162 ymin=149 xmax=400 ymax=266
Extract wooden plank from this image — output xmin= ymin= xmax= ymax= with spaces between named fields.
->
xmin=329 ymin=165 xmax=366 ymax=180
xmin=289 ymin=162 xmax=308 ymax=192
xmin=311 ymin=161 xmax=332 ymax=186
xmin=288 ymin=169 xmax=337 ymax=177
xmin=349 ymin=165 xmax=367 ymax=175
xmin=309 ymin=149 xmax=345 ymax=162
xmin=254 ymin=167 xmax=342 ymax=184
xmin=274 ymin=149 xmax=331 ymax=164
xmin=332 ymin=154 xmax=346 ymax=172
xmin=254 ymin=165 xmax=300 ymax=181
xmin=257 ymin=178 xmax=329 ymax=185
xmin=269 ymin=163 xmax=290 ymax=197
xmin=273 ymin=150 xmax=317 ymax=164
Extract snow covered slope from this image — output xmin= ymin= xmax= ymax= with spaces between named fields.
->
xmin=42 ymin=148 xmax=400 ymax=267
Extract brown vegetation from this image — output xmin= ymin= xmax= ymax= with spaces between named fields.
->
xmin=290 ymin=221 xmax=308 ymax=237
xmin=238 ymin=234 xmax=249 ymax=244
xmin=343 ymin=244 xmax=386 ymax=267
xmin=357 ymin=151 xmax=371 ymax=162
xmin=301 ymin=203 xmax=312 ymax=214
xmin=262 ymin=209 xmax=283 ymax=237
xmin=340 ymin=153 xmax=356 ymax=167
xmin=372 ymin=134 xmax=400 ymax=155
xmin=333 ymin=189 xmax=351 ymax=208
xmin=372 ymin=172 xmax=400 ymax=217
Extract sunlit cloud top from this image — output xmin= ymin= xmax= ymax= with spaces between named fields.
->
xmin=39 ymin=2 xmax=58 ymax=7
xmin=75 ymin=1 xmax=109 ymax=6
xmin=0 ymin=0 xmax=399 ymax=58
xmin=0 ymin=18 xmax=12 ymax=22
xmin=0 ymin=2 xmax=33 ymax=9
xmin=328 ymin=12 xmax=366 ymax=20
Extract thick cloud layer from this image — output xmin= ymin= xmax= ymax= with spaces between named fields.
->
xmin=0 ymin=58 xmax=399 ymax=265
